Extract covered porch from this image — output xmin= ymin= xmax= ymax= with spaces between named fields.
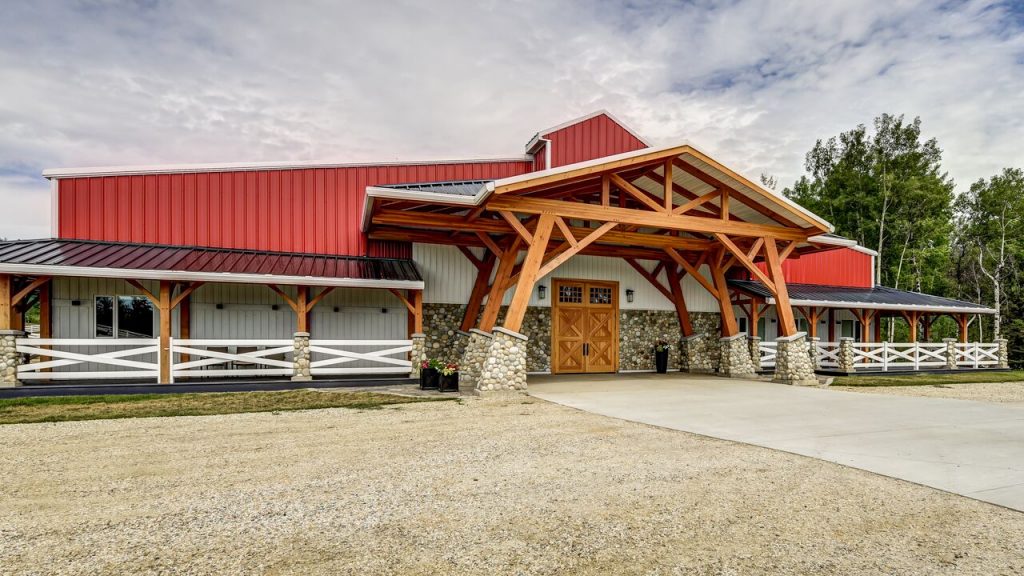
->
xmin=364 ymin=143 xmax=852 ymax=389
xmin=0 ymin=239 xmax=425 ymax=386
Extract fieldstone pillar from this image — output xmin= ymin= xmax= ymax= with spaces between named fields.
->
xmin=459 ymin=329 xmax=492 ymax=389
xmin=748 ymin=336 xmax=762 ymax=371
xmin=453 ymin=330 xmax=472 ymax=360
xmin=996 ymin=338 xmax=1009 ymax=369
xmin=680 ymin=334 xmax=713 ymax=373
xmin=808 ymin=336 xmax=821 ymax=370
xmin=837 ymin=337 xmax=856 ymax=373
xmin=774 ymin=333 xmax=818 ymax=386
xmin=943 ymin=338 xmax=958 ymax=370
xmin=410 ymin=333 xmax=426 ymax=378
xmin=291 ymin=331 xmax=312 ymax=381
xmin=0 ymin=330 xmax=24 ymax=387
xmin=718 ymin=334 xmax=756 ymax=377
xmin=477 ymin=327 xmax=528 ymax=394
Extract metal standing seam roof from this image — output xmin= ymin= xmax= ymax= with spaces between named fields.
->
xmin=0 ymin=239 xmax=423 ymax=289
xmin=377 ymin=180 xmax=492 ymax=197
xmin=728 ymin=280 xmax=995 ymax=314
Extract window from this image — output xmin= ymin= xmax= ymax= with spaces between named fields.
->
xmin=558 ymin=285 xmax=583 ymax=304
xmin=738 ymin=317 xmax=748 ymax=334
xmin=118 ymin=296 xmax=154 ymax=338
xmin=840 ymin=320 xmax=856 ymax=340
xmin=757 ymin=318 xmax=767 ymax=340
xmin=589 ymin=286 xmax=613 ymax=305
xmin=796 ymin=318 xmax=808 ymax=333
xmin=95 ymin=296 xmax=114 ymax=338
xmin=95 ymin=295 xmax=155 ymax=338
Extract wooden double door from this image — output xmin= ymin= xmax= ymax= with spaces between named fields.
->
xmin=551 ymin=279 xmax=619 ymax=373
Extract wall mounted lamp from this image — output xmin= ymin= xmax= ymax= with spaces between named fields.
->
xmin=625 ymin=289 xmax=635 ymax=303
xmin=538 ymin=285 xmax=547 ymax=300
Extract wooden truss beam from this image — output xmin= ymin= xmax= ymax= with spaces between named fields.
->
xmin=460 ymin=251 xmax=497 ymax=332
xmin=763 ymin=237 xmax=797 ymax=337
xmin=479 ymin=237 xmax=523 ymax=332
xmin=485 ymin=196 xmax=808 ymax=240
xmin=504 ymin=215 xmax=556 ymax=332
xmin=709 ymin=249 xmax=739 ymax=337
xmin=665 ymin=264 xmax=694 ymax=336
xmin=625 ymin=258 xmax=673 ymax=302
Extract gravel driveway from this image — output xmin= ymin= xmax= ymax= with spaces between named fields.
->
xmin=2 ymin=394 xmax=1023 ymax=575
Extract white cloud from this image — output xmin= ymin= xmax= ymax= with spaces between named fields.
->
xmin=0 ymin=0 xmax=1021 ymax=238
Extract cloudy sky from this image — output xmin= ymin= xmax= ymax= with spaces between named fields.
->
xmin=1 ymin=0 xmax=1021 ymax=239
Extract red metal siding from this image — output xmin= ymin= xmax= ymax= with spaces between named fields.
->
xmin=57 ymin=160 xmax=532 ymax=257
xmin=749 ymin=248 xmax=874 ymax=288
xmin=545 ymin=114 xmax=648 ymax=167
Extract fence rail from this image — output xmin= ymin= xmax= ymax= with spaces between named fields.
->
xmin=172 ymin=339 xmax=295 ymax=379
xmin=752 ymin=340 xmax=1001 ymax=372
xmin=309 ymin=339 xmax=413 ymax=376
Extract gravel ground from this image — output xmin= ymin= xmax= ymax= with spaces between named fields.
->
xmin=2 ymin=394 xmax=1023 ymax=575
xmin=832 ymin=381 xmax=1024 ymax=403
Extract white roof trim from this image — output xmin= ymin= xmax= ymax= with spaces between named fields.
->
xmin=42 ymin=156 xmax=532 ymax=179
xmin=491 ymin=141 xmax=834 ymax=232
xmin=0 ymin=263 xmax=423 ymax=290
xmin=808 ymin=235 xmax=879 ymax=256
xmin=534 ymin=110 xmax=654 ymax=147
xmin=760 ymin=296 xmax=995 ymax=315
xmin=361 ymin=185 xmax=487 ymax=231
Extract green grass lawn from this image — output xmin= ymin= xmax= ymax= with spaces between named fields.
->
xmin=0 ymin=389 xmax=455 ymax=425
xmin=833 ymin=370 xmax=1024 ymax=387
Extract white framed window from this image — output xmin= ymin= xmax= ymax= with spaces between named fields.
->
xmin=95 ymin=295 xmax=155 ymax=338
xmin=738 ymin=316 xmax=748 ymax=334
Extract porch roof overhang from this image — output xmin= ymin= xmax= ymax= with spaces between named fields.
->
xmin=729 ymin=280 xmax=996 ymax=315
xmin=361 ymin=142 xmax=834 ymax=236
xmin=0 ymin=239 xmax=424 ymax=290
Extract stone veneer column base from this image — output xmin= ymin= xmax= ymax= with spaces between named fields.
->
xmin=680 ymin=334 xmax=714 ymax=373
xmin=943 ymin=338 xmax=959 ymax=370
xmin=459 ymin=329 xmax=492 ymax=390
xmin=718 ymin=334 xmax=756 ymax=377
xmin=476 ymin=327 xmax=528 ymax=395
xmin=837 ymin=337 xmax=856 ymax=373
xmin=409 ymin=333 xmax=426 ymax=378
xmin=291 ymin=331 xmax=312 ymax=381
xmin=0 ymin=330 xmax=23 ymax=388
xmin=773 ymin=333 xmax=818 ymax=386
xmin=748 ymin=336 xmax=762 ymax=372
xmin=996 ymin=338 xmax=1009 ymax=369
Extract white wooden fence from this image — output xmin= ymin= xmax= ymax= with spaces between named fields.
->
xmin=15 ymin=337 xmax=413 ymax=382
xmin=16 ymin=338 xmax=160 ymax=381
xmin=755 ymin=340 xmax=1000 ymax=372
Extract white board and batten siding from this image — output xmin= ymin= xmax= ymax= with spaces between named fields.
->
xmin=412 ymin=243 xmax=720 ymax=312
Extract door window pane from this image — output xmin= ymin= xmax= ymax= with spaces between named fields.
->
xmin=558 ymin=285 xmax=583 ymax=303
xmin=117 ymin=296 xmax=154 ymax=338
xmin=589 ymin=286 xmax=612 ymax=305
xmin=95 ymin=296 xmax=114 ymax=338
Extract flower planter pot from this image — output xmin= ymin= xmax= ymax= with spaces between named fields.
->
xmin=655 ymin=349 xmax=669 ymax=374
xmin=420 ymin=367 xmax=440 ymax=390
xmin=439 ymin=372 xmax=459 ymax=392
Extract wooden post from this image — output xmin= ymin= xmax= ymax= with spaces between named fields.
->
xmin=665 ymin=265 xmax=693 ymax=337
xmin=0 ymin=274 xmax=11 ymax=330
xmin=958 ymin=313 xmax=969 ymax=343
xmin=503 ymin=214 xmax=555 ymax=333
xmin=460 ymin=252 xmax=496 ymax=332
xmin=907 ymin=310 xmax=919 ymax=342
xmin=923 ymin=314 xmax=932 ymax=342
xmin=873 ymin=312 xmax=882 ymax=342
xmin=179 ymin=292 xmax=191 ymax=364
xmin=709 ymin=250 xmax=739 ymax=337
xmin=763 ymin=237 xmax=797 ymax=337
xmin=158 ymin=280 xmax=172 ymax=384
xmin=409 ymin=289 xmax=423 ymax=335
xmin=479 ymin=238 xmax=522 ymax=332
xmin=296 ymin=286 xmax=309 ymax=333
xmin=750 ymin=297 xmax=762 ymax=337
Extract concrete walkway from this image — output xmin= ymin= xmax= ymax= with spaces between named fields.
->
xmin=529 ymin=373 xmax=1024 ymax=512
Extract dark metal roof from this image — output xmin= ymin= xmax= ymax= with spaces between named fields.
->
xmin=378 ymin=179 xmax=491 ymax=197
xmin=729 ymin=280 xmax=994 ymax=313
xmin=0 ymin=239 xmax=422 ymax=285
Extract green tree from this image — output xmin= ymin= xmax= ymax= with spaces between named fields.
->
xmin=953 ymin=168 xmax=1024 ymax=341
xmin=784 ymin=114 xmax=955 ymax=294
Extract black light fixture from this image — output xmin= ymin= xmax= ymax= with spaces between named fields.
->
xmin=381 ymin=308 xmax=388 ymax=313
xmin=271 ymin=304 xmax=279 ymax=311
xmin=538 ymin=285 xmax=547 ymax=300
xmin=333 ymin=306 xmax=340 ymax=313
xmin=625 ymin=288 xmax=635 ymax=303
xmin=215 ymin=303 xmax=224 ymax=310
xmin=71 ymin=299 xmax=81 ymax=306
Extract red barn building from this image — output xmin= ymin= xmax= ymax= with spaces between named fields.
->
xmin=0 ymin=111 xmax=998 ymax=388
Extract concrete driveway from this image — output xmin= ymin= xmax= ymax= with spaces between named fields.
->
xmin=529 ymin=373 xmax=1024 ymax=512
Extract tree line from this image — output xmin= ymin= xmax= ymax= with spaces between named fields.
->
xmin=779 ymin=114 xmax=1023 ymax=367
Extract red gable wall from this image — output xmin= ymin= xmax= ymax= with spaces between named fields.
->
xmin=542 ymin=113 xmax=648 ymax=168
xmin=746 ymin=247 xmax=874 ymax=288
xmin=56 ymin=160 xmax=532 ymax=257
